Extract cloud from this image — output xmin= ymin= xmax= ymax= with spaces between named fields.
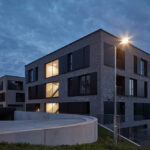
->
xmin=0 ymin=0 xmax=150 ymax=76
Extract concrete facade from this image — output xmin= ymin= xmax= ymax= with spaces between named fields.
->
xmin=25 ymin=29 xmax=150 ymax=131
xmin=0 ymin=75 xmax=25 ymax=110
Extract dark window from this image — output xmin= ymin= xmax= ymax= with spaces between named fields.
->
xmin=68 ymin=72 xmax=97 ymax=96
xmin=35 ymin=67 xmax=38 ymax=81
xmin=104 ymin=102 xmax=125 ymax=115
xmin=117 ymin=75 xmax=125 ymax=96
xmin=104 ymin=101 xmax=125 ymax=123
xmin=28 ymin=69 xmax=34 ymax=82
xmin=134 ymin=56 xmax=137 ymax=73
xmin=104 ymin=43 xmax=114 ymax=67
xmin=68 ymin=53 xmax=73 ymax=71
xmin=26 ymin=104 xmax=40 ymax=112
xmin=59 ymin=45 xmax=90 ymax=74
xmin=144 ymin=82 xmax=147 ymax=98
xmin=16 ymin=93 xmax=25 ymax=102
xmin=59 ymin=102 xmax=90 ymax=114
xmin=0 ymin=93 xmax=5 ymax=102
xmin=129 ymin=79 xmax=137 ymax=96
xmin=79 ymin=75 xmax=91 ymax=95
xmin=134 ymin=103 xmax=150 ymax=120
xmin=0 ymin=81 xmax=3 ymax=91
xmin=28 ymin=84 xmax=45 ymax=100
xmin=117 ymin=48 xmax=125 ymax=70
xmin=135 ymin=56 xmax=147 ymax=76
xmin=28 ymin=67 xmax=38 ymax=82
xmin=8 ymin=80 xmax=23 ymax=90
xmin=140 ymin=59 xmax=146 ymax=76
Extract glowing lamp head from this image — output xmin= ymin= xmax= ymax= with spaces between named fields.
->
xmin=120 ymin=37 xmax=129 ymax=45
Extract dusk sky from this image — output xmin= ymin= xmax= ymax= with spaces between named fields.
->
xmin=0 ymin=0 xmax=150 ymax=77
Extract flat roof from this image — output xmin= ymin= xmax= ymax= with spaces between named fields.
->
xmin=26 ymin=29 xmax=150 ymax=66
xmin=0 ymin=75 xmax=25 ymax=80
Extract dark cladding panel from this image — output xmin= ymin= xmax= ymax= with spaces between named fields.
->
xmin=125 ymin=77 xmax=129 ymax=96
xmin=28 ymin=86 xmax=36 ymax=100
xmin=0 ymin=93 xmax=5 ymax=102
xmin=37 ymin=84 xmax=45 ymax=99
xmin=147 ymin=61 xmax=150 ymax=77
xmin=137 ymin=80 xmax=145 ymax=97
xmin=134 ymin=56 xmax=137 ymax=74
xmin=59 ymin=102 xmax=90 ymax=114
xmin=68 ymin=77 xmax=79 ymax=96
xmin=90 ymin=72 xmax=97 ymax=95
xmin=25 ymin=71 xmax=29 ymax=83
xmin=59 ymin=55 xmax=68 ymax=74
xmin=0 ymin=81 xmax=3 ymax=91
xmin=33 ymin=68 xmax=36 ymax=82
xmin=83 ymin=45 xmax=90 ymax=68
xmin=72 ymin=48 xmax=84 ymax=70
xmin=137 ymin=57 xmax=141 ymax=75
xmin=104 ymin=43 xmax=114 ymax=67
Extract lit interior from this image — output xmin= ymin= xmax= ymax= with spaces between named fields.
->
xmin=46 ymin=59 xmax=59 ymax=78
xmin=46 ymin=82 xmax=59 ymax=98
xmin=46 ymin=103 xmax=59 ymax=113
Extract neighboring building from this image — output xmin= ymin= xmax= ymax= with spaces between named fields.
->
xmin=25 ymin=29 xmax=150 ymax=133
xmin=0 ymin=75 xmax=25 ymax=110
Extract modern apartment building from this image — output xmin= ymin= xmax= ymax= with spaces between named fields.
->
xmin=25 ymin=29 xmax=150 ymax=133
xmin=0 ymin=75 xmax=25 ymax=110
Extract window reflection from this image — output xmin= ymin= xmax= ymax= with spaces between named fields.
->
xmin=46 ymin=59 xmax=59 ymax=78
xmin=46 ymin=103 xmax=59 ymax=113
xmin=46 ymin=82 xmax=59 ymax=98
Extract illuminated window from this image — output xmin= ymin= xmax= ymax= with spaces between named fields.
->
xmin=46 ymin=82 xmax=59 ymax=98
xmin=46 ymin=59 xmax=59 ymax=78
xmin=46 ymin=103 xmax=59 ymax=113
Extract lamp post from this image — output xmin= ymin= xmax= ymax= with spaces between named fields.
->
xmin=114 ymin=37 xmax=129 ymax=145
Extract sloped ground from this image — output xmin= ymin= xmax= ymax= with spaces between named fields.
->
xmin=0 ymin=126 xmax=149 ymax=150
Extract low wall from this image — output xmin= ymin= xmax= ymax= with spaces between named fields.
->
xmin=0 ymin=111 xmax=98 ymax=146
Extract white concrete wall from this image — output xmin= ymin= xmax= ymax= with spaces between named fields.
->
xmin=0 ymin=111 xmax=98 ymax=146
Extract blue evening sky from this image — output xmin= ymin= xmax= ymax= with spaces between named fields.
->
xmin=0 ymin=0 xmax=150 ymax=76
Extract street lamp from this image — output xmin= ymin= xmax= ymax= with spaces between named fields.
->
xmin=114 ymin=37 xmax=129 ymax=145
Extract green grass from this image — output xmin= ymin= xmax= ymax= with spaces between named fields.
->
xmin=0 ymin=126 xmax=150 ymax=150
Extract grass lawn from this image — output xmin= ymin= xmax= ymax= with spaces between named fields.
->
xmin=0 ymin=126 xmax=150 ymax=150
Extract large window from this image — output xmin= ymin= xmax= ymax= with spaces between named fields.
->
xmin=8 ymin=80 xmax=23 ymax=90
xmin=68 ymin=72 xmax=97 ymax=96
xmin=46 ymin=82 xmax=59 ymax=98
xmin=46 ymin=59 xmax=59 ymax=78
xmin=59 ymin=45 xmax=90 ymax=74
xmin=46 ymin=103 xmax=59 ymax=113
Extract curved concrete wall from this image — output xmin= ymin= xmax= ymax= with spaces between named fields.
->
xmin=0 ymin=111 xmax=98 ymax=146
